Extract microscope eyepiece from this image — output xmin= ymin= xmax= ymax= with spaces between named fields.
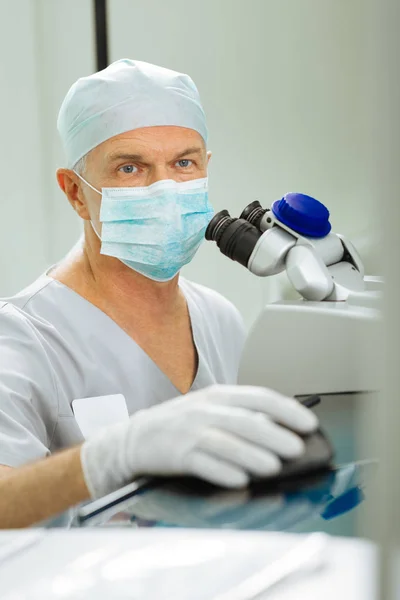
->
xmin=240 ymin=201 xmax=269 ymax=230
xmin=206 ymin=209 xmax=262 ymax=268
xmin=205 ymin=210 xmax=233 ymax=244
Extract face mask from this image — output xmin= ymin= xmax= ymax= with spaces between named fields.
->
xmin=74 ymin=173 xmax=214 ymax=282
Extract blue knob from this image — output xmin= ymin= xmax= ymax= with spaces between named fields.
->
xmin=271 ymin=192 xmax=331 ymax=238
xmin=321 ymin=487 xmax=365 ymax=521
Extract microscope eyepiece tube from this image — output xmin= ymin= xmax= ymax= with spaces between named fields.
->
xmin=240 ymin=201 xmax=268 ymax=230
xmin=206 ymin=210 xmax=262 ymax=268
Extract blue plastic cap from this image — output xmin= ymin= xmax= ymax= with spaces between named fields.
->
xmin=321 ymin=486 xmax=365 ymax=521
xmin=271 ymin=192 xmax=331 ymax=238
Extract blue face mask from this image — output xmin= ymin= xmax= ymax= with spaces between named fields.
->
xmin=75 ymin=174 xmax=214 ymax=282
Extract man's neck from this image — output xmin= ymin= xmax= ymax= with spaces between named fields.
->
xmin=50 ymin=229 xmax=182 ymax=319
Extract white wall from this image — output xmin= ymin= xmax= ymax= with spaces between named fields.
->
xmin=0 ymin=0 xmax=377 ymax=328
xmin=361 ymin=0 xmax=400 ymax=594
xmin=0 ymin=0 xmax=48 ymax=294
xmin=0 ymin=0 xmax=94 ymax=296
xmin=108 ymin=0 xmax=376 ymax=325
xmin=34 ymin=0 xmax=95 ymax=264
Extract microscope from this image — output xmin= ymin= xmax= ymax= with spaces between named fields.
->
xmin=206 ymin=193 xmax=382 ymax=464
xmin=206 ymin=192 xmax=367 ymax=303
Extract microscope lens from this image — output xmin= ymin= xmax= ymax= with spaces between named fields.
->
xmin=206 ymin=210 xmax=262 ymax=267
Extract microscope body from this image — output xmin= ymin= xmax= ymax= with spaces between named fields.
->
xmin=241 ymin=194 xmax=365 ymax=301
xmin=206 ymin=191 xmax=383 ymax=400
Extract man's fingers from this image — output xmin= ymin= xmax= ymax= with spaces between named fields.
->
xmin=197 ymin=405 xmax=306 ymax=459
xmin=206 ymin=385 xmax=319 ymax=434
xmin=196 ymin=428 xmax=282 ymax=477
xmin=184 ymin=450 xmax=249 ymax=488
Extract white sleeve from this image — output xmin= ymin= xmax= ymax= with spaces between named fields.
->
xmin=0 ymin=304 xmax=58 ymax=466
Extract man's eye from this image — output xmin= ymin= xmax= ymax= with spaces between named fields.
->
xmin=176 ymin=159 xmax=192 ymax=168
xmin=119 ymin=165 xmax=137 ymax=174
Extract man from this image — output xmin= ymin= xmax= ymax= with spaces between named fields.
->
xmin=0 ymin=306 xmax=317 ymax=527
xmin=0 ymin=60 xmax=318 ymax=526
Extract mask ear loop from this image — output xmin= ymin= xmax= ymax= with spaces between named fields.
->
xmin=73 ymin=170 xmax=103 ymax=239
xmin=91 ymin=221 xmax=102 ymax=240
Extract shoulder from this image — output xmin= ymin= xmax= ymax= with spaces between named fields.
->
xmin=0 ymin=301 xmax=51 ymax=358
xmin=1 ymin=274 xmax=54 ymax=311
xmin=0 ymin=300 xmax=60 ymax=384
xmin=1 ymin=276 xmax=74 ymax=342
xmin=180 ymin=278 xmax=247 ymax=336
xmin=0 ymin=300 xmax=35 ymax=332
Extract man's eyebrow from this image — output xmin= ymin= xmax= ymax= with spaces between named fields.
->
xmin=107 ymin=153 xmax=147 ymax=163
xmin=173 ymin=147 xmax=203 ymax=160
xmin=107 ymin=147 xmax=203 ymax=164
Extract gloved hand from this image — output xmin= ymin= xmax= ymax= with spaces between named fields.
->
xmin=81 ymin=385 xmax=318 ymax=499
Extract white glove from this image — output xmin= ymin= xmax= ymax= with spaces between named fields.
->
xmin=81 ymin=385 xmax=318 ymax=499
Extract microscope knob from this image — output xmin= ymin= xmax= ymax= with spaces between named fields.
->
xmin=271 ymin=192 xmax=331 ymax=238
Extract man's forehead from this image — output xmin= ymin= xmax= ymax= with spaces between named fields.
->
xmin=97 ymin=127 xmax=206 ymax=162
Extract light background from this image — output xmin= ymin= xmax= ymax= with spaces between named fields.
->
xmin=0 ymin=0 xmax=378 ymax=326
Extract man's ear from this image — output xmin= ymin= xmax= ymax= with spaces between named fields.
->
xmin=56 ymin=169 xmax=91 ymax=220
xmin=207 ymin=151 xmax=212 ymax=165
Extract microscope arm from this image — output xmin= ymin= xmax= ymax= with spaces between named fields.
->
xmin=246 ymin=226 xmax=365 ymax=301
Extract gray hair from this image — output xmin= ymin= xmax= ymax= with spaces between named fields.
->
xmin=73 ymin=153 xmax=88 ymax=175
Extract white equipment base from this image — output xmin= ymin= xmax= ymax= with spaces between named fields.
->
xmin=238 ymin=279 xmax=382 ymax=397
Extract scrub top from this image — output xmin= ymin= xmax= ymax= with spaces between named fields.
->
xmin=0 ymin=274 xmax=246 ymax=467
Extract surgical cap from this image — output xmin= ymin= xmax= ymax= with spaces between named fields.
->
xmin=57 ymin=58 xmax=208 ymax=168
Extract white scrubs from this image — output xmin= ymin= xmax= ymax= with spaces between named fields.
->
xmin=0 ymin=274 xmax=246 ymax=467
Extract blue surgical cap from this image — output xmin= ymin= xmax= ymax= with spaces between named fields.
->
xmin=57 ymin=58 xmax=208 ymax=168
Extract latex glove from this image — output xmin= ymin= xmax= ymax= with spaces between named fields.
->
xmin=81 ymin=385 xmax=318 ymax=499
